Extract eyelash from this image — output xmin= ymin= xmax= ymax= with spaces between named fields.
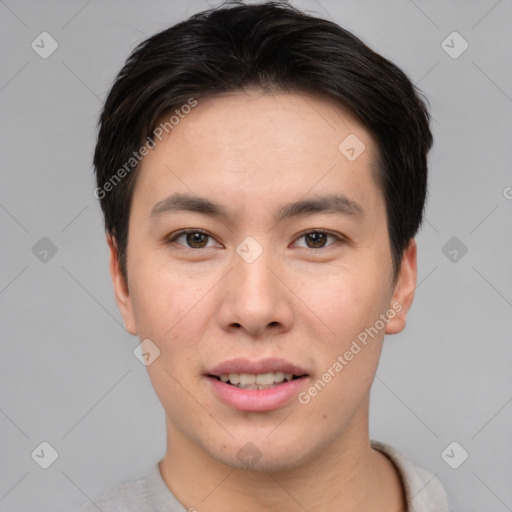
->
xmin=166 ymin=229 xmax=344 ymax=251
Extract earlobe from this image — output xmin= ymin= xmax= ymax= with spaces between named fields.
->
xmin=385 ymin=238 xmax=417 ymax=335
xmin=107 ymin=235 xmax=138 ymax=335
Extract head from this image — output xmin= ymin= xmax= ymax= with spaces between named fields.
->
xmin=94 ymin=1 xmax=432 ymax=472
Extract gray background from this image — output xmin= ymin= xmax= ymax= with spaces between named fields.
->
xmin=1 ymin=0 xmax=511 ymax=510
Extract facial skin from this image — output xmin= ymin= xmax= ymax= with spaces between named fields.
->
xmin=108 ymin=89 xmax=417 ymax=511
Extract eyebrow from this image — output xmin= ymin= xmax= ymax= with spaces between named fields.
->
xmin=150 ymin=192 xmax=364 ymax=222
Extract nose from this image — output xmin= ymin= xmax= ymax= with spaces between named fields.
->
xmin=217 ymin=248 xmax=294 ymax=338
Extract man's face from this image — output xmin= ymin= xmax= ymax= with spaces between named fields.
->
xmin=110 ymin=89 xmax=416 ymax=471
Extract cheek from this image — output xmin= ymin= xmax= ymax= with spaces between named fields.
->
xmin=128 ymin=265 xmax=215 ymax=389
xmin=303 ymin=265 xmax=392 ymax=393
xmin=128 ymin=261 xmax=206 ymax=339
xmin=307 ymin=265 xmax=392 ymax=335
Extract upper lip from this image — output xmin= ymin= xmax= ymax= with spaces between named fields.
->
xmin=207 ymin=358 xmax=309 ymax=377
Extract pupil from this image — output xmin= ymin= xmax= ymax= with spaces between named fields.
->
xmin=307 ymin=232 xmax=326 ymax=248
xmin=187 ymin=232 xmax=207 ymax=248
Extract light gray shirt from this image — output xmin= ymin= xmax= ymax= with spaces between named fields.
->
xmin=75 ymin=440 xmax=451 ymax=511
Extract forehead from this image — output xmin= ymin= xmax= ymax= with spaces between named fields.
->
xmin=163 ymin=89 xmax=373 ymax=160
xmin=133 ymin=89 xmax=383 ymax=224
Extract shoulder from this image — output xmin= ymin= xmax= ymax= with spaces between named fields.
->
xmin=72 ymin=462 xmax=185 ymax=512
xmin=72 ymin=473 xmax=149 ymax=512
xmin=371 ymin=439 xmax=452 ymax=512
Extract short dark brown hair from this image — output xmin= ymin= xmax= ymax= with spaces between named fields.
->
xmin=94 ymin=0 xmax=432 ymax=284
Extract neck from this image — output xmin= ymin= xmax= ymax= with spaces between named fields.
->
xmin=159 ymin=402 xmax=405 ymax=511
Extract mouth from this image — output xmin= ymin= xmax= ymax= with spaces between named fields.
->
xmin=208 ymin=371 xmax=307 ymax=390
xmin=205 ymin=358 xmax=310 ymax=412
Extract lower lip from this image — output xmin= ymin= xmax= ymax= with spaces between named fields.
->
xmin=206 ymin=376 xmax=309 ymax=412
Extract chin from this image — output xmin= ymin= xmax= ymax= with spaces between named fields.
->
xmin=207 ymin=434 xmax=319 ymax=474
xmin=227 ymin=450 xmax=310 ymax=473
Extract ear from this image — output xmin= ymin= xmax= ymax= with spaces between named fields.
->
xmin=385 ymin=238 xmax=417 ymax=335
xmin=107 ymin=235 xmax=138 ymax=335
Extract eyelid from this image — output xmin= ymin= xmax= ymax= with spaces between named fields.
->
xmin=167 ymin=228 xmax=344 ymax=250
xmin=166 ymin=228 xmax=221 ymax=247
xmin=291 ymin=229 xmax=344 ymax=249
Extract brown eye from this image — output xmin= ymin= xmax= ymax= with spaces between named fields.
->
xmin=293 ymin=230 xmax=341 ymax=250
xmin=305 ymin=232 xmax=328 ymax=248
xmin=185 ymin=232 xmax=209 ymax=248
xmin=168 ymin=230 xmax=217 ymax=249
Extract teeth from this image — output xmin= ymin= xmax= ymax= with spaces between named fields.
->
xmin=229 ymin=373 xmax=240 ymax=384
xmin=255 ymin=373 xmax=274 ymax=385
xmin=239 ymin=373 xmax=256 ymax=385
xmin=217 ymin=371 xmax=299 ymax=388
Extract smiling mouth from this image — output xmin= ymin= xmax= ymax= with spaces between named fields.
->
xmin=209 ymin=371 xmax=307 ymax=390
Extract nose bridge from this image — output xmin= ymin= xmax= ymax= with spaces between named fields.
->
xmin=219 ymin=237 xmax=291 ymax=335
xmin=233 ymin=241 xmax=276 ymax=305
